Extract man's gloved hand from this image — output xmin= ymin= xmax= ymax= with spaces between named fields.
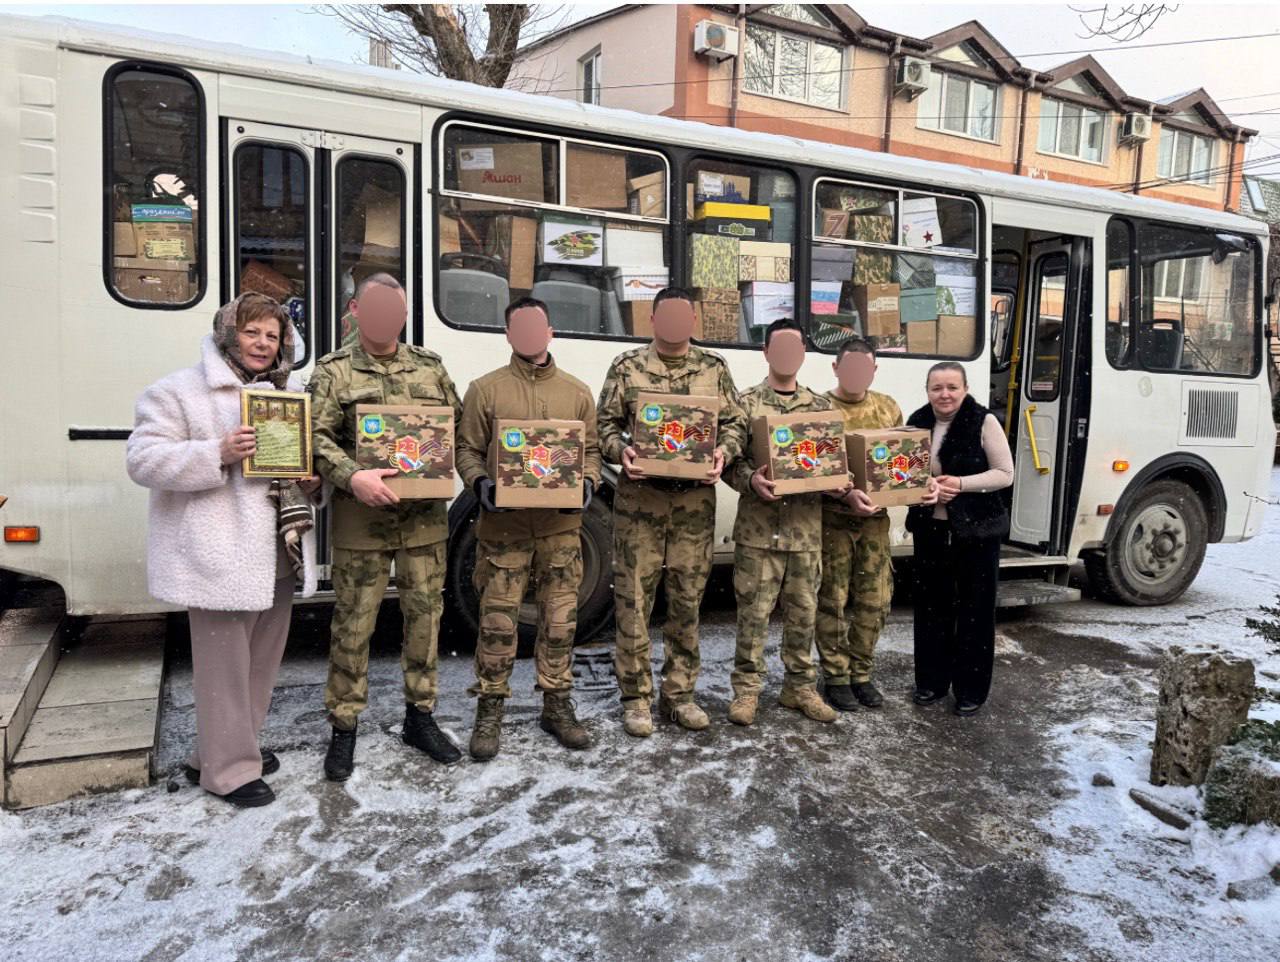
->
xmin=473 ymin=477 xmax=506 ymax=513
xmin=561 ymin=478 xmax=594 ymax=514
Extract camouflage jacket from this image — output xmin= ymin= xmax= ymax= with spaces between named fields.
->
xmin=727 ymin=381 xmax=832 ymax=553
xmin=823 ymin=388 xmax=904 ymax=522
xmin=456 ymin=353 xmax=602 ymax=542
xmin=596 ymin=343 xmax=746 ymax=469
xmin=309 ymin=342 xmax=462 ymax=550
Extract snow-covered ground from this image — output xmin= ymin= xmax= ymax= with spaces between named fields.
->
xmin=1 ymin=472 xmax=1278 ymax=962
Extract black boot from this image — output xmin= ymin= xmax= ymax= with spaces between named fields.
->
xmin=954 ymin=699 xmax=984 ymax=717
xmin=912 ymin=688 xmax=948 ymax=705
xmin=851 ymin=681 xmax=884 ymax=708
xmin=403 ymin=704 xmax=462 ymax=764
xmin=324 ymin=726 xmax=357 ymax=782
xmin=185 ymin=749 xmax=279 ymax=785
xmin=823 ymin=683 xmax=859 ymax=712
xmin=218 ymin=779 xmax=275 ymax=808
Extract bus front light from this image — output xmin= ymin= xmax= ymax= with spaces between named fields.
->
xmin=3 ymin=526 xmax=40 ymax=543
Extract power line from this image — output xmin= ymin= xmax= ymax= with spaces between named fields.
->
xmin=1107 ymin=150 xmax=1280 ymax=192
xmin=662 ymin=106 xmax=1280 ymax=124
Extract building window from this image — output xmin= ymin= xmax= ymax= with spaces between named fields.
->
xmin=916 ymin=71 xmax=997 ymax=142
xmin=579 ymin=49 xmax=601 ymax=106
xmin=105 ymin=63 xmax=203 ymax=307
xmin=1157 ymin=128 xmax=1214 ymax=184
xmin=1153 ymin=257 xmax=1203 ymax=300
xmin=1037 ymin=97 xmax=1106 ymax=163
xmin=744 ymin=22 xmax=844 ymax=110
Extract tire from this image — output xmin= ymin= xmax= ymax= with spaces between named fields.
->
xmin=444 ymin=497 xmax=615 ymax=656
xmin=1084 ymin=479 xmax=1207 ymax=606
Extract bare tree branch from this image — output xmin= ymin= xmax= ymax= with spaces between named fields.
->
xmin=1071 ymin=4 xmax=1180 ymax=42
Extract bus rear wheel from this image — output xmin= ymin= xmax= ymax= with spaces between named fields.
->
xmin=1084 ymin=479 xmax=1207 ymax=606
xmin=444 ymin=499 xmax=615 ymax=656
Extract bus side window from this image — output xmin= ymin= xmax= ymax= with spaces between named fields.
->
xmin=336 ymin=157 xmax=407 ymax=350
xmin=437 ymin=122 xmax=669 ymax=337
xmin=1105 ymin=220 xmax=1134 ymax=368
xmin=105 ymin=64 xmax=203 ymax=308
xmin=686 ymin=162 xmax=796 ymax=347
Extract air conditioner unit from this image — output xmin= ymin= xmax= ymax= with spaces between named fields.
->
xmin=1122 ymin=112 xmax=1152 ymax=143
xmin=694 ymin=20 xmax=739 ymax=61
xmin=895 ymin=57 xmax=931 ymax=99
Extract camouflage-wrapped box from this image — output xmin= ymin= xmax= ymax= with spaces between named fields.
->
xmin=631 ymin=392 xmax=720 ymax=480
xmin=853 ymin=250 xmax=894 ymax=285
xmin=689 ymin=234 xmax=740 ymax=288
xmin=851 ymin=213 xmax=894 ymax=245
xmin=751 ymin=412 xmax=849 ymax=496
xmin=355 ymin=405 xmax=455 ymax=499
xmin=847 ymin=427 xmax=932 ymax=508
xmin=488 ymin=419 xmax=585 ymax=509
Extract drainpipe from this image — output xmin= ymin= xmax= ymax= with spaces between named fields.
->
xmin=1014 ymin=75 xmax=1034 ymax=176
xmin=882 ymin=39 xmax=900 ymax=154
xmin=1131 ymin=122 xmax=1146 ymax=194
xmin=728 ymin=5 xmax=745 ymax=128
xmin=1223 ymin=132 xmax=1240 ymax=212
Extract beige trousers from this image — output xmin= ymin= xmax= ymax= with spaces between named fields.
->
xmin=187 ymin=571 xmax=294 ymax=794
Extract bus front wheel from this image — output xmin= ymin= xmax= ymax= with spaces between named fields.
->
xmin=444 ymin=498 xmax=615 ymax=655
xmin=1084 ymin=479 xmax=1208 ymax=606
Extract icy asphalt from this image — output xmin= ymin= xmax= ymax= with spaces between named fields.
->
xmin=2 ymin=472 xmax=1279 ymax=962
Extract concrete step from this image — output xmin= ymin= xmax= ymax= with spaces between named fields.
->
xmin=0 ymin=607 xmax=63 ymax=781
xmin=996 ymin=579 xmax=1082 ymax=608
xmin=4 ymin=618 xmax=166 ymax=810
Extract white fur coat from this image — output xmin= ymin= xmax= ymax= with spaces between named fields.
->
xmin=126 ymin=335 xmax=318 ymax=611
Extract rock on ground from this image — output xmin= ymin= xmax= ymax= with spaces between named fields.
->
xmin=1150 ymin=647 xmax=1254 ymax=787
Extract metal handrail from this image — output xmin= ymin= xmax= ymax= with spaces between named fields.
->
xmin=1023 ymin=404 xmax=1050 ymax=476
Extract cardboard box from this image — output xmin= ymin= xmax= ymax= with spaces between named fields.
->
xmin=689 ymin=234 xmax=739 ymax=288
xmin=741 ymin=281 xmax=794 ymax=328
xmin=695 ymin=170 xmax=751 ymax=204
xmin=905 ymin=321 xmax=938 ymax=354
xmin=539 ymin=217 xmax=604 ymax=266
xmin=627 ymin=171 xmax=667 ymax=218
xmin=849 ymin=283 xmax=901 ymax=338
xmin=240 ymin=259 xmax=294 ymax=302
xmin=623 ymin=301 xmax=703 ymax=339
xmin=900 ymin=287 xmax=939 ymax=323
xmin=489 ymin=419 xmax=585 ymax=509
xmin=692 ymin=287 xmax=740 ymax=342
xmin=847 ymin=427 xmax=932 ymax=508
xmin=361 ymin=184 xmax=402 ymax=251
xmin=935 ymin=273 xmax=977 ymax=316
xmin=485 ymin=214 xmax=538 ymax=288
xmin=566 ymin=143 xmax=628 ymax=211
xmin=900 ymin=196 xmax=941 ymax=249
xmin=811 ymin=281 xmax=842 ymax=315
xmin=631 ymin=392 xmax=720 ymax=480
xmin=605 ymin=223 xmax=665 ymax=267
xmin=612 ymin=268 xmax=669 ymax=302
xmin=438 ymin=213 xmax=462 ymax=254
xmin=113 ymin=267 xmax=194 ymax=303
xmin=937 ymin=314 xmax=976 ymax=356
xmin=355 ymin=405 xmax=455 ymax=499
xmin=812 ymin=246 xmax=855 ymax=282
xmin=817 ymin=208 xmax=849 ymax=239
xmin=811 ymin=314 xmax=862 ymax=349
xmin=850 ymin=212 xmax=894 ymax=245
xmin=739 ymin=240 xmax=792 ymax=283
xmin=751 ymin=412 xmax=849 ymax=496
xmin=131 ymin=204 xmax=195 ymax=261
xmin=693 ymin=202 xmax=771 ymax=241
xmin=770 ymin=202 xmax=797 ymax=241
xmin=113 ymin=221 xmax=138 ymax=257
xmin=455 ymin=142 xmax=545 ymax=207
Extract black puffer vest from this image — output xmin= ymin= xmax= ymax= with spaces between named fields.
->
xmin=906 ymin=395 xmax=1010 ymax=541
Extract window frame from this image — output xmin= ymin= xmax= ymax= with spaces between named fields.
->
xmin=1026 ymin=251 xmax=1069 ymax=403
xmin=102 ymin=59 xmax=208 ymax=311
xmin=1156 ymin=127 xmax=1216 ymax=187
xmin=809 ymin=175 xmax=985 ymax=360
xmin=916 ymin=70 xmax=999 ymax=144
xmin=1104 ymin=217 xmax=1137 ymax=371
xmin=742 ymin=20 xmax=847 ymax=111
xmin=579 ymin=47 xmax=602 ymax=106
xmin=1036 ymin=95 xmax=1108 ymax=165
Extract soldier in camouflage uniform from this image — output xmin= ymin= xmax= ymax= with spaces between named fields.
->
xmin=308 ymin=274 xmax=462 ymax=780
xmin=816 ymin=338 xmax=904 ymax=712
xmin=454 ymin=297 xmax=601 ymax=760
xmin=725 ymin=318 xmax=839 ymax=726
xmin=597 ymin=288 xmax=746 ymax=737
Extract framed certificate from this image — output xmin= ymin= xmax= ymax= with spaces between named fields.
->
xmin=241 ymin=389 xmax=313 ymax=479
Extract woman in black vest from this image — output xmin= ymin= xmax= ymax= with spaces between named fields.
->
xmin=906 ymin=363 xmax=1014 ymax=716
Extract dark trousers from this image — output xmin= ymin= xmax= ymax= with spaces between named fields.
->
xmin=911 ymin=519 xmax=1000 ymax=705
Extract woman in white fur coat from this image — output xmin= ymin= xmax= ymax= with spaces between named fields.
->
xmin=127 ymin=292 xmax=318 ymax=808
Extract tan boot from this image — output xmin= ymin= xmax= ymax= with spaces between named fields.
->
xmin=540 ymin=691 xmax=591 ymax=750
xmin=779 ymin=686 xmax=838 ymax=723
xmin=622 ymin=700 xmax=653 ymax=738
xmin=727 ymin=692 xmax=759 ymax=727
xmin=659 ymin=696 xmax=710 ymax=731
xmin=469 ymin=695 xmax=504 ymax=761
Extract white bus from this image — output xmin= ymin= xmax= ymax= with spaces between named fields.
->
xmin=1 ymin=17 xmax=1274 ymax=646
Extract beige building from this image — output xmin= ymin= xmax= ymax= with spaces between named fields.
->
xmin=510 ymin=4 xmax=1255 ymax=212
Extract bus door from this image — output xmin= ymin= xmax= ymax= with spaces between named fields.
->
xmin=1008 ymin=236 xmax=1089 ymax=550
xmin=225 ymin=122 xmax=414 ymax=369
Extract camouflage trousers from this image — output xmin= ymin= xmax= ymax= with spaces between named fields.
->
xmin=612 ymin=479 xmax=715 ymax=705
xmin=732 ymin=544 xmax=822 ymax=696
xmin=816 ymin=514 xmax=894 ymax=685
xmin=325 ymin=542 xmax=445 ymax=731
xmin=468 ymin=531 xmax=582 ymax=698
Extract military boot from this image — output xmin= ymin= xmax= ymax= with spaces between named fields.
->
xmin=402 ymin=704 xmax=462 ymax=764
xmin=469 ymin=695 xmax=504 ymax=762
xmin=540 ymin=691 xmax=591 ymax=750
xmin=622 ymin=700 xmax=653 ymax=738
xmin=728 ymin=692 xmax=759 ymax=726
xmin=324 ymin=725 xmax=357 ymax=782
xmin=659 ymin=696 xmax=710 ymax=731
xmin=823 ymin=683 xmax=859 ymax=712
xmin=780 ymin=686 xmax=838 ymax=723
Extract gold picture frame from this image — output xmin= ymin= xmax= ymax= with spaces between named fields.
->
xmin=241 ymin=389 xmax=313 ymax=479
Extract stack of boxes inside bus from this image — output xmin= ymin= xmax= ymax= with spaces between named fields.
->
xmin=111 ymin=186 xmax=198 ymax=303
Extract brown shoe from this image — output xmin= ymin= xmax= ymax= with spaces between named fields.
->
xmin=727 ymin=692 xmax=759 ymax=727
xmin=469 ymin=695 xmax=504 ymax=761
xmin=779 ymin=686 xmax=838 ymax=723
xmin=540 ymin=691 xmax=591 ymax=750
xmin=622 ymin=700 xmax=653 ymax=738
xmin=659 ymin=696 xmax=710 ymax=731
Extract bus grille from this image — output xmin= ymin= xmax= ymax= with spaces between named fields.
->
xmin=1184 ymin=388 xmax=1239 ymax=440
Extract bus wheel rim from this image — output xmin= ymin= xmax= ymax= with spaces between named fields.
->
xmin=1121 ymin=503 xmax=1189 ymax=588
